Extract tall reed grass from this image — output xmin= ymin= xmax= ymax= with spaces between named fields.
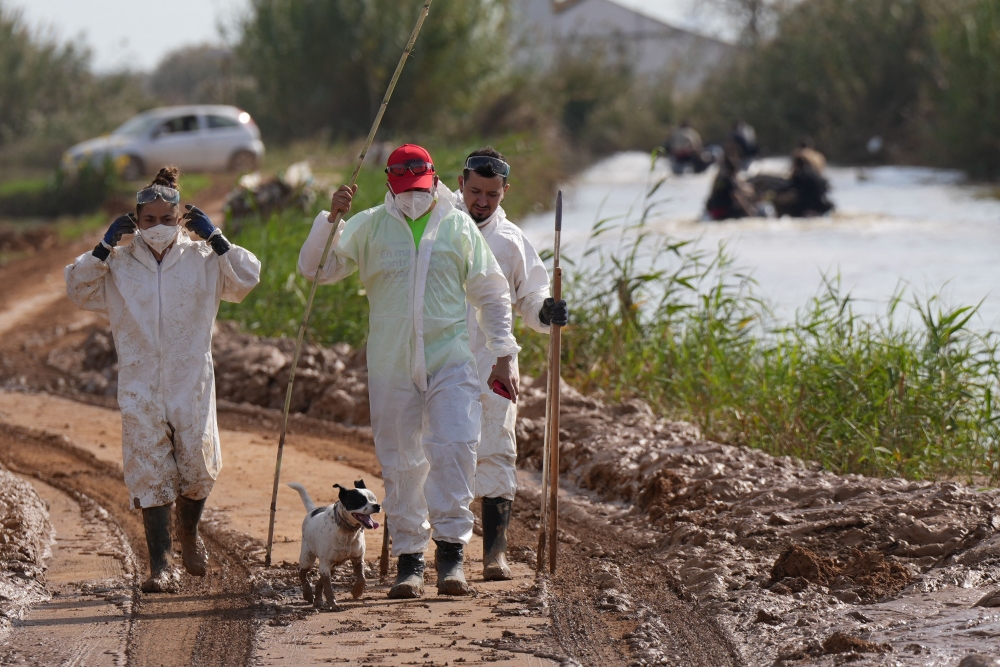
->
xmin=515 ymin=154 xmax=1000 ymax=483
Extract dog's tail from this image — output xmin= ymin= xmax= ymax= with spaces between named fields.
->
xmin=286 ymin=482 xmax=315 ymax=512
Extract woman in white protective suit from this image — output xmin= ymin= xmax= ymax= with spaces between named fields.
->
xmin=65 ymin=167 xmax=260 ymax=593
xmin=298 ymin=144 xmax=519 ymax=599
xmin=449 ymin=147 xmax=568 ymax=581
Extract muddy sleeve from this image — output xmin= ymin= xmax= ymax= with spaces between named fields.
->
xmin=64 ymin=251 xmax=110 ymax=314
xmin=218 ymin=244 xmax=261 ymax=304
xmin=464 ymin=222 xmax=520 ymax=359
xmin=512 ymin=234 xmax=551 ymax=335
xmin=297 ymin=211 xmax=360 ymax=285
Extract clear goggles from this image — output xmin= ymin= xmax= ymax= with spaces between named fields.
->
xmin=464 ymin=155 xmax=510 ymax=178
xmin=385 ymin=160 xmax=435 ymax=177
xmin=136 ymin=185 xmax=181 ymax=206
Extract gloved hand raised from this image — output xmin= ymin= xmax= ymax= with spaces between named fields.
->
xmin=93 ymin=213 xmax=136 ymax=260
xmin=104 ymin=213 xmax=137 ymax=247
xmin=182 ymin=205 xmax=217 ymax=239
xmin=539 ymin=298 xmax=569 ymax=327
xmin=182 ymin=204 xmax=230 ymax=255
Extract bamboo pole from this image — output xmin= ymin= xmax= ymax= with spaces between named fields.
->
xmin=537 ymin=191 xmax=563 ymax=573
xmin=379 ymin=519 xmax=390 ymax=583
xmin=264 ymin=0 xmax=434 ymax=567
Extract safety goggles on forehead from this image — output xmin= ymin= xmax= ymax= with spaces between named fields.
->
xmin=136 ymin=184 xmax=180 ymax=206
xmin=464 ymin=155 xmax=510 ymax=178
xmin=385 ymin=160 xmax=435 ymax=177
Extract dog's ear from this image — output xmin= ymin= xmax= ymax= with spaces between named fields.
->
xmin=333 ymin=483 xmax=345 ymax=491
xmin=354 ymin=479 xmax=366 ymax=489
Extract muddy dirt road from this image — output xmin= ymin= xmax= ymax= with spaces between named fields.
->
xmin=0 ymin=205 xmax=753 ymax=666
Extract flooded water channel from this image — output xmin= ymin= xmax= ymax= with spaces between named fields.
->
xmin=521 ymin=152 xmax=1000 ymax=329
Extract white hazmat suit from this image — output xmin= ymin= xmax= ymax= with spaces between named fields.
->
xmin=447 ymin=189 xmax=551 ymax=500
xmin=298 ymin=193 xmax=519 ymax=556
xmin=65 ymin=232 xmax=260 ymax=508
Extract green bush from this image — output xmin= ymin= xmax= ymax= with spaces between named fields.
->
xmin=930 ymin=0 xmax=1000 ymax=176
xmin=0 ymin=159 xmax=121 ymax=218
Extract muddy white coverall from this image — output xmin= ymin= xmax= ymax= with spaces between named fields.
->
xmin=449 ymin=191 xmax=551 ymax=500
xmin=65 ymin=232 xmax=260 ymax=509
xmin=298 ymin=193 xmax=519 ymax=556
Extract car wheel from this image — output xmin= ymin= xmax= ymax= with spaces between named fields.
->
xmin=120 ymin=156 xmax=144 ymax=181
xmin=229 ymin=150 xmax=257 ymax=174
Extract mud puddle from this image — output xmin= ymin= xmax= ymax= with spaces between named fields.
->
xmin=0 ymin=477 xmax=133 ymax=666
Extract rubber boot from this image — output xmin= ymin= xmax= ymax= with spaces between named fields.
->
xmin=387 ymin=553 xmax=424 ymax=599
xmin=141 ymin=505 xmax=179 ymax=593
xmin=435 ymin=539 xmax=470 ymax=595
xmin=482 ymin=497 xmax=513 ymax=581
xmin=175 ymin=495 xmax=209 ymax=576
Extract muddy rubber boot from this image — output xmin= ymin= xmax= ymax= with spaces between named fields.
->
xmin=435 ymin=539 xmax=470 ymax=595
xmin=482 ymin=497 xmax=513 ymax=581
xmin=387 ymin=553 xmax=424 ymax=599
xmin=141 ymin=504 xmax=179 ymax=593
xmin=175 ymin=495 xmax=209 ymax=577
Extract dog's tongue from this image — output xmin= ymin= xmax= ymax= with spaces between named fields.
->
xmin=353 ymin=513 xmax=379 ymax=530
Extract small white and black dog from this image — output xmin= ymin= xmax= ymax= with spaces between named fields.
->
xmin=287 ymin=480 xmax=381 ymax=610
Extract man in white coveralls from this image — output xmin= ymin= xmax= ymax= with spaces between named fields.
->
xmin=298 ymin=144 xmax=520 ymax=598
xmin=446 ymin=147 xmax=568 ymax=580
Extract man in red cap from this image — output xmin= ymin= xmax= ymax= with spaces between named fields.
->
xmin=298 ymin=144 xmax=520 ymax=598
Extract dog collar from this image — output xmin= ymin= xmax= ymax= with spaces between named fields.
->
xmin=333 ymin=503 xmax=361 ymax=531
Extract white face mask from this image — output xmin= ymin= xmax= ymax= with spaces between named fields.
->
xmin=394 ymin=190 xmax=436 ymax=220
xmin=139 ymin=224 xmax=179 ymax=254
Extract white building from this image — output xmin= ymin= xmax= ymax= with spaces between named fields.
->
xmin=514 ymin=0 xmax=737 ymax=92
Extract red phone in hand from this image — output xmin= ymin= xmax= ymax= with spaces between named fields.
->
xmin=492 ymin=379 xmax=512 ymax=401
xmin=490 ymin=364 xmax=514 ymax=402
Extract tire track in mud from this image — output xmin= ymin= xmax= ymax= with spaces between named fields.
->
xmin=511 ymin=505 xmax=745 ymax=667
xmin=0 ymin=422 xmax=256 ymax=667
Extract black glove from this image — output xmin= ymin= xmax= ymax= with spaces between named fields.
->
xmin=93 ymin=213 xmax=136 ymax=260
xmin=182 ymin=204 xmax=230 ymax=255
xmin=539 ymin=298 xmax=568 ymax=327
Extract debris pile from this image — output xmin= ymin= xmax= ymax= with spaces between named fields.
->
xmin=0 ymin=466 xmax=54 ymax=636
xmin=46 ymin=322 xmax=372 ymax=426
xmin=223 ymin=161 xmax=319 ymax=224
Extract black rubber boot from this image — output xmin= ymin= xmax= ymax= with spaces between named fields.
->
xmin=434 ymin=539 xmax=470 ymax=595
xmin=482 ymin=497 xmax=513 ymax=581
xmin=388 ymin=553 xmax=424 ymax=599
xmin=141 ymin=504 xmax=179 ymax=593
xmin=175 ymin=495 xmax=209 ymax=576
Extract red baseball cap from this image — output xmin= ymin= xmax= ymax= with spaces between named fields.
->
xmin=386 ymin=144 xmax=436 ymax=192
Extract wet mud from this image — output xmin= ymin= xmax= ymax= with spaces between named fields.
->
xmin=0 ymin=468 xmax=53 ymax=638
xmin=0 ymin=423 xmax=256 ymax=666
xmin=12 ymin=322 xmax=1000 ymax=664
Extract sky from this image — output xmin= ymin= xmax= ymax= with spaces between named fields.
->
xmin=6 ymin=0 xmax=734 ymax=73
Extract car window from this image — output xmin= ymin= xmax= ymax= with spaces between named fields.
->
xmin=207 ymin=115 xmax=240 ymax=129
xmin=113 ymin=115 xmax=159 ymax=136
xmin=157 ymin=115 xmax=200 ymax=135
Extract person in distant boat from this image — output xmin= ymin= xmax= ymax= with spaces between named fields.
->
xmin=705 ymin=153 xmax=758 ymax=221
xmin=782 ymin=142 xmax=834 ymax=217
xmin=729 ymin=119 xmax=759 ymax=169
xmin=667 ymin=120 xmax=711 ymax=174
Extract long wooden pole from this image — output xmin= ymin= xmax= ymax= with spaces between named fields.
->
xmin=537 ymin=191 xmax=563 ymax=573
xmin=264 ymin=0 xmax=434 ymax=567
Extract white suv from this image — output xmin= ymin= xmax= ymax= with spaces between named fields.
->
xmin=63 ymin=105 xmax=265 ymax=179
